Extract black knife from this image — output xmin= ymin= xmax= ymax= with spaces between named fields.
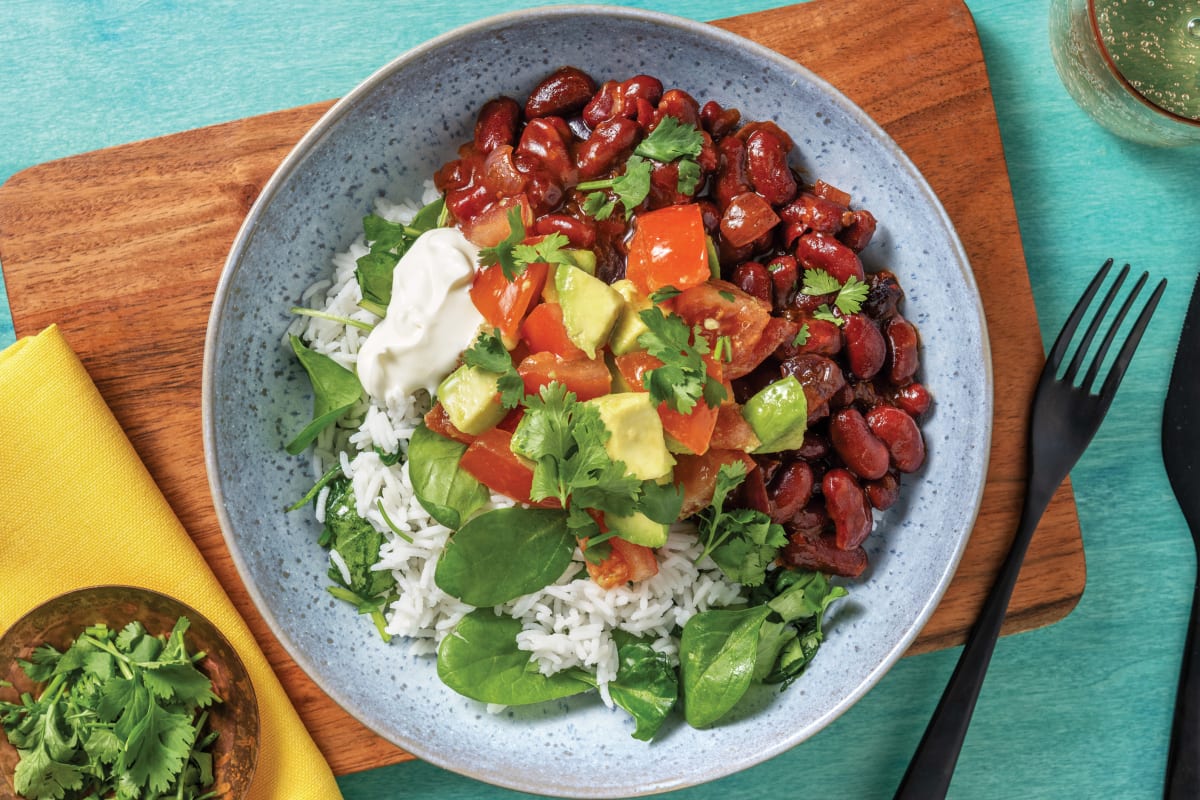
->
xmin=1162 ymin=272 xmax=1200 ymax=799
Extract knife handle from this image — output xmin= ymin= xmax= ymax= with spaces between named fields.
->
xmin=1166 ymin=567 xmax=1200 ymax=799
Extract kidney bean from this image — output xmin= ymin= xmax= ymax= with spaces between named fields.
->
xmin=575 ymin=117 xmax=642 ymax=180
xmin=863 ymin=269 xmax=905 ymax=320
xmin=866 ymin=405 xmax=926 ymax=473
xmin=720 ymin=192 xmax=780 ymax=248
xmin=823 ymin=468 xmax=873 ymax=550
xmin=582 ymin=80 xmax=622 ymax=127
xmin=839 ymin=209 xmax=877 ymax=251
xmin=656 ymin=88 xmax=701 ymax=127
xmin=790 ymin=498 xmax=831 ymax=534
xmin=714 ymin=135 xmax=750 ymax=210
xmin=794 ymin=232 xmax=865 ymax=283
xmin=732 ymin=261 xmax=774 ymax=305
xmin=780 ymin=192 xmax=847 ymax=235
xmin=522 ymin=170 xmax=564 ymax=216
xmin=851 ymin=378 xmax=880 ymax=408
xmin=700 ymin=99 xmax=741 ymax=138
xmin=885 ymin=315 xmax=921 ymax=385
xmin=474 ymin=97 xmax=521 ymax=155
xmin=532 ymin=213 xmax=596 ymax=249
xmin=829 ymin=407 xmax=890 ymax=480
xmin=891 ymin=382 xmax=933 ymax=417
xmin=780 ymin=530 xmax=867 ymax=578
xmin=515 ymin=119 xmax=575 ymax=183
xmin=696 ymin=130 xmax=719 ymax=174
xmin=736 ymin=120 xmax=795 ymax=151
xmin=842 ymin=313 xmax=886 ymax=380
xmin=780 ymin=354 xmax=846 ymax=422
xmin=765 ymin=254 xmax=798 ymax=308
xmin=778 ymin=314 xmax=842 ymax=358
xmin=865 ymin=470 xmax=900 ymax=510
xmin=621 ymin=74 xmax=663 ymax=105
xmin=444 ymin=181 xmax=492 ymax=223
xmin=525 ymin=66 xmax=596 ymax=119
xmin=744 ymin=128 xmax=797 ymax=206
xmin=696 ymin=199 xmax=721 ymax=234
xmin=786 ymin=288 xmax=835 ymax=316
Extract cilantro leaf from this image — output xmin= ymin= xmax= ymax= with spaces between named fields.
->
xmin=462 ymin=329 xmax=524 ymax=409
xmin=634 ymin=115 xmax=704 ymax=162
xmin=477 ymin=206 xmax=528 ymax=280
xmin=834 ymin=275 xmax=869 ymax=316
xmin=694 ymin=461 xmax=789 ymax=586
xmin=578 ymin=155 xmax=653 ymax=220
xmin=512 ymin=232 xmax=574 ymax=271
xmin=649 ymin=286 xmax=682 ymax=304
xmin=792 ymin=323 xmax=811 ymax=348
xmin=813 ymin=304 xmax=841 ymax=326
xmin=636 ymin=307 xmax=726 ymax=413
xmin=801 ymin=268 xmax=842 ymax=296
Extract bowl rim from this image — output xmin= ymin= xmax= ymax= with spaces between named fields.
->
xmin=202 ymin=4 xmax=993 ymax=795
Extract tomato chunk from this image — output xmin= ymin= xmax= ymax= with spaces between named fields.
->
xmin=625 ymin=203 xmax=711 ymax=295
xmin=673 ymin=448 xmax=757 ymax=517
xmin=672 ymin=280 xmax=770 ymax=380
xmin=517 ymin=351 xmax=611 ymax=401
xmin=459 ymin=427 xmax=555 ymax=507
xmin=586 ymin=537 xmax=659 ymax=589
xmin=519 ymin=301 xmax=588 ymax=360
xmin=613 ymin=351 xmax=720 ymax=455
xmin=470 ymin=259 xmax=549 ymax=343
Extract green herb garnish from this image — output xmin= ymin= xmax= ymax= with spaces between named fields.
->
xmin=636 ymin=307 xmax=727 ymax=414
xmin=0 ymin=618 xmax=221 ymax=799
xmin=462 ymin=328 xmax=524 ymax=409
xmin=800 ymin=269 xmax=869 ymax=326
xmin=355 ymin=197 xmax=446 ymax=316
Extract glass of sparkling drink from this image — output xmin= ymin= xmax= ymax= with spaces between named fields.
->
xmin=1050 ymin=0 xmax=1200 ymax=146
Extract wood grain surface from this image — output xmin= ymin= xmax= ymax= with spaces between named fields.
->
xmin=0 ymin=0 xmax=1083 ymax=777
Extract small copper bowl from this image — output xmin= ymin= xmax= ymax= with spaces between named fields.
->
xmin=0 ymin=586 xmax=259 ymax=798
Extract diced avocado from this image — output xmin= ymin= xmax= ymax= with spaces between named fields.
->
xmin=585 ymin=392 xmax=675 ymax=481
xmin=566 ymin=248 xmax=597 ymax=275
xmin=556 ymin=264 xmax=623 ymax=359
xmin=608 ymin=279 xmax=653 ymax=356
xmin=742 ymin=375 xmax=808 ymax=453
xmin=436 ymin=364 xmax=506 ymax=436
xmin=607 ymin=509 xmax=669 ymax=548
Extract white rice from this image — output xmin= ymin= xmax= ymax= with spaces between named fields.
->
xmin=292 ymin=184 xmax=745 ymax=703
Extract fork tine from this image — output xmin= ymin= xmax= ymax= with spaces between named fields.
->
xmin=1047 ymin=258 xmax=1114 ymax=372
xmin=1080 ymin=270 xmax=1146 ymax=392
xmin=1063 ymin=262 xmax=1129 ymax=384
xmin=1097 ymin=276 xmax=1167 ymax=400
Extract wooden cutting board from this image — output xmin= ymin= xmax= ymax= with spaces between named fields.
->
xmin=0 ymin=0 xmax=1083 ymax=777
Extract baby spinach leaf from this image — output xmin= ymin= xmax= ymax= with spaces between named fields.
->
xmin=752 ymin=619 xmax=797 ymax=683
xmin=608 ymin=630 xmax=678 ymax=741
xmin=285 ymin=335 xmax=362 ymax=455
xmin=408 ymin=424 xmax=489 ymax=529
xmin=437 ymin=610 xmax=593 ymax=705
xmin=434 ymin=507 xmax=574 ymax=606
xmin=679 ymin=605 xmax=772 ymax=728
xmin=766 ymin=570 xmax=847 ymax=623
xmin=355 ymin=197 xmax=447 ymax=315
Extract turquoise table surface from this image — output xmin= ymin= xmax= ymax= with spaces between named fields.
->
xmin=3 ymin=1 xmax=1200 ymax=797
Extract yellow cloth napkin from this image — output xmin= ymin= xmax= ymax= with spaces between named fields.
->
xmin=0 ymin=325 xmax=343 ymax=799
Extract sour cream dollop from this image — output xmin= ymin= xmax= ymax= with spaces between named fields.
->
xmin=356 ymin=226 xmax=484 ymax=406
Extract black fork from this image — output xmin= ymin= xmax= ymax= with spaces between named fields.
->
xmin=894 ymin=259 xmax=1167 ymax=799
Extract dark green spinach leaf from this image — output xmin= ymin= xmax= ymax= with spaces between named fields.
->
xmin=434 ymin=507 xmax=575 ymax=606
xmin=285 ymin=335 xmax=362 ymax=455
xmin=679 ymin=605 xmax=771 ymax=728
xmin=607 ymin=630 xmax=678 ymax=741
xmin=408 ymin=424 xmax=489 ymax=529
xmin=437 ymin=610 xmax=593 ymax=704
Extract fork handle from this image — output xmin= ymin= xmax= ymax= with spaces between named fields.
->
xmin=1166 ymin=560 xmax=1200 ymax=799
xmin=893 ymin=479 xmax=1059 ymax=799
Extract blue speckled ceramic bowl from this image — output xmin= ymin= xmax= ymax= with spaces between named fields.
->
xmin=203 ymin=6 xmax=991 ymax=797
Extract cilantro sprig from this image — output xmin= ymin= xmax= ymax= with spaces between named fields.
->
xmin=800 ymin=269 xmax=869 ymax=327
xmin=578 ymin=117 xmax=706 ymax=220
xmin=636 ymin=307 xmax=727 ymax=414
xmin=695 ymin=461 xmax=788 ymax=587
xmin=0 ymin=618 xmax=222 ymax=800
xmin=462 ymin=328 xmax=525 ymax=409
xmin=477 ymin=207 xmax=574 ymax=281
xmin=510 ymin=383 xmax=683 ymax=553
